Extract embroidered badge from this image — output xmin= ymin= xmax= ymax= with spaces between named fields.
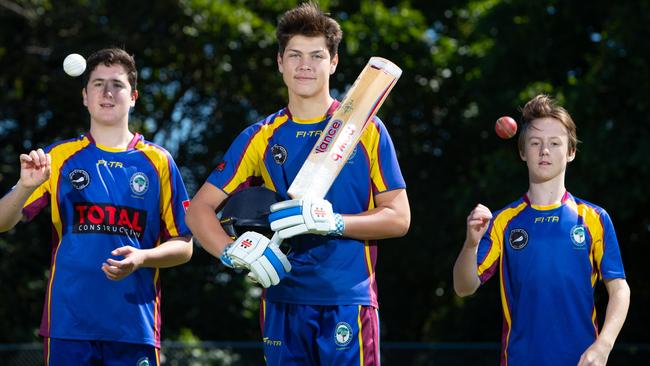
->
xmin=69 ymin=169 xmax=91 ymax=190
xmin=508 ymin=228 xmax=529 ymax=250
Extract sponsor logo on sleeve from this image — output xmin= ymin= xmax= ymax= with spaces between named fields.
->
xmin=508 ymin=228 xmax=529 ymax=250
xmin=216 ymin=161 xmax=227 ymax=172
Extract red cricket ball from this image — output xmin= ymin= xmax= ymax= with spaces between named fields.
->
xmin=495 ymin=116 xmax=518 ymax=139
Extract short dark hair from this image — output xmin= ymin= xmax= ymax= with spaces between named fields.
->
xmin=276 ymin=2 xmax=343 ymax=56
xmin=83 ymin=47 xmax=137 ymax=91
xmin=518 ymin=94 xmax=579 ymax=154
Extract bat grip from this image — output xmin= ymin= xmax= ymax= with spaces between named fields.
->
xmin=269 ymin=232 xmax=283 ymax=249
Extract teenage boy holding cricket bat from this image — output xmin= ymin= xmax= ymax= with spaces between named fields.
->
xmin=186 ymin=2 xmax=410 ymax=365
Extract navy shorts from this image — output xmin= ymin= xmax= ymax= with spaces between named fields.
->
xmin=261 ymin=300 xmax=381 ymax=365
xmin=44 ymin=338 xmax=159 ymax=366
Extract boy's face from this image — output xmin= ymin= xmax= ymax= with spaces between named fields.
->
xmin=520 ymin=117 xmax=576 ymax=184
xmin=278 ymin=35 xmax=338 ymax=99
xmin=82 ymin=63 xmax=137 ymax=127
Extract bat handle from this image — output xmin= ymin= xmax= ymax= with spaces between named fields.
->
xmin=269 ymin=232 xmax=283 ymax=249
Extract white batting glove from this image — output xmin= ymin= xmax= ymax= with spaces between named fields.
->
xmin=246 ymin=238 xmax=292 ymax=288
xmin=269 ymin=196 xmax=345 ymax=239
xmin=220 ymin=231 xmax=291 ymax=288
xmin=220 ymin=231 xmax=270 ymax=269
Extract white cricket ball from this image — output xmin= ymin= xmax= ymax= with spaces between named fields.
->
xmin=63 ymin=53 xmax=86 ymax=77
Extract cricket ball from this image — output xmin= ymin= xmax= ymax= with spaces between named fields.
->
xmin=63 ymin=53 xmax=86 ymax=77
xmin=495 ymin=116 xmax=517 ymax=139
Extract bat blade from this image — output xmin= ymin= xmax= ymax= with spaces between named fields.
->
xmin=287 ymin=57 xmax=402 ymax=199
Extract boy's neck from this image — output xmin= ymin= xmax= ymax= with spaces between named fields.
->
xmin=89 ymin=123 xmax=135 ymax=149
xmin=526 ymin=178 xmax=567 ymax=206
xmin=287 ymin=93 xmax=334 ymax=121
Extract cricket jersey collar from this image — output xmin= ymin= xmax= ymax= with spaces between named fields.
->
xmin=285 ymin=100 xmax=340 ymax=124
xmin=85 ymin=132 xmax=142 ymax=152
xmin=524 ymin=191 xmax=571 ymax=211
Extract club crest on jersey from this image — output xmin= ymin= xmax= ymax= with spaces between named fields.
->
xmin=570 ymin=225 xmax=587 ymax=247
xmin=509 ymin=228 xmax=529 ymax=250
xmin=130 ymin=172 xmax=149 ymax=195
xmin=271 ymin=144 xmax=287 ymax=165
xmin=334 ymin=322 xmax=353 ymax=347
xmin=69 ymin=169 xmax=90 ymax=190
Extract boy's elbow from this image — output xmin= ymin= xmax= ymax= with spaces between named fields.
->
xmin=181 ymin=239 xmax=194 ymax=263
xmin=453 ymin=278 xmax=480 ymax=297
xmin=454 ymin=285 xmax=477 ymax=298
xmin=394 ymin=214 xmax=410 ymax=237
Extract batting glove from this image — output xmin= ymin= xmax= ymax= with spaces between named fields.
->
xmin=269 ymin=196 xmax=345 ymax=239
xmin=220 ymin=231 xmax=291 ymax=288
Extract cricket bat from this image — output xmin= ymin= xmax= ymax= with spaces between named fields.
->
xmin=287 ymin=56 xmax=402 ymax=199
xmin=261 ymin=57 xmax=402 ymax=281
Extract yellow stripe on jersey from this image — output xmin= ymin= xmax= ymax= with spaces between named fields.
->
xmin=135 ymin=141 xmax=180 ymax=239
xmin=577 ymin=203 xmax=605 ymax=286
xmin=26 ymin=137 xmax=91 ymax=338
xmin=359 ymin=120 xmax=387 ymax=192
xmin=477 ymin=202 xmax=527 ymax=277
xmin=224 ymin=115 xmax=289 ymax=193
xmin=363 ymin=197 xmax=376 ymax=280
xmin=357 ymin=305 xmax=364 ymax=366
xmin=475 ymin=201 xmax=526 ymax=359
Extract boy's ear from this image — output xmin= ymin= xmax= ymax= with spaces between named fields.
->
xmin=567 ymin=148 xmax=576 ymax=162
xmin=277 ymin=53 xmax=284 ymax=74
xmin=519 ymin=149 xmax=527 ymax=161
xmin=329 ymin=53 xmax=339 ymax=74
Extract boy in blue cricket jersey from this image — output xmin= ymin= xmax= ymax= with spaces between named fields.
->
xmin=186 ymin=2 xmax=410 ymax=365
xmin=0 ymin=47 xmax=193 ymax=366
xmin=453 ymin=95 xmax=630 ymax=366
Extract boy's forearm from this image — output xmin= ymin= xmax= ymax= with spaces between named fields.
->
xmin=140 ymin=238 xmax=194 ymax=268
xmin=453 ymin=245 xmax=481 ymax=296
xmin=0 ymin=185 xmax=33 ymax=232
xmin=597 ymin=279 xmax=631 ymax=348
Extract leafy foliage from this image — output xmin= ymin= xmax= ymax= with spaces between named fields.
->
xmin=1 ymin=0 xmax=648 ymax=347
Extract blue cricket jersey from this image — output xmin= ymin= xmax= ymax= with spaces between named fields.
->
xmin=477 ymin=192 xmax=626 ymax=366
xmin=21 ymin=133 xmax=191 ymax=348
xmin=206 ymin=103 xmax=406 ymax=307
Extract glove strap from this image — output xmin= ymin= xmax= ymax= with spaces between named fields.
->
xmin=219 ymin=243 xmax=235 ymax=268
xmin=332 ymin=213 xmax=345 ymax=236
